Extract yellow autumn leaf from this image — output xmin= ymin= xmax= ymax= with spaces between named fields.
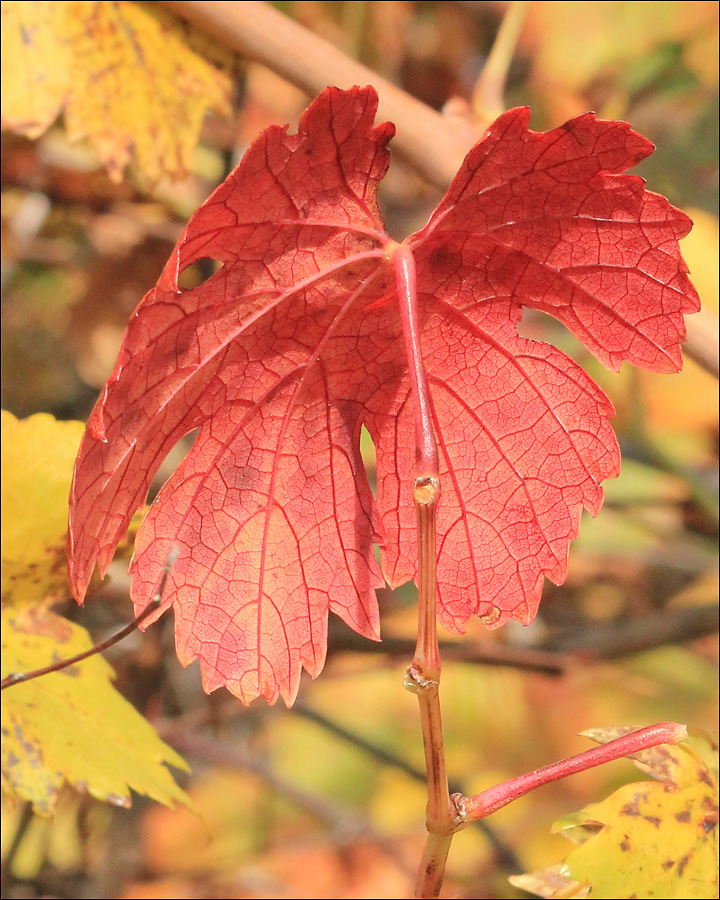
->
xmin=1 ymin=0 xmax=232 ymax=183
xmin=1 ymin=411 xmax=85 ymax=607
xmin=514 ymin=728 xmax=719 ymax=899
xmin=2 ymin=410 xmax=144 ymax=606
xmin=511 ymin=729 xmax=719 ymax=899
xmin=1 ymin=604 xmax=190 ymax=814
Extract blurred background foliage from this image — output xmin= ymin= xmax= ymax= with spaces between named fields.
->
xmin=1 ymin=1 xmax=717 ymax=898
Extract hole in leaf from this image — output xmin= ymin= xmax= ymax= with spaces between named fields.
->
xmin=517 ymin=308 xmax=586 ymax=360
xmin=360 ymin=424 xmax=377 ymax=498
xmin=148 ymin=428 xmax=199 ymax=503
xmin=177 ymin=258 xmax=223 ymax=291
xmin=516 ymin=308 xmax=552 ymax=341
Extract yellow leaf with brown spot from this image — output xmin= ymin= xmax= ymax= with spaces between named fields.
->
xmin=1 ymin=411 xmax=85 ymax=607
xmin=563 ymin=730 xmax=718 ymax=898
xmin=1 ymin=0 xmax=232 ymax=182
xmin=512 ymin=729 xmax=718 ymax=898
xmin=1 ymin=604 xmax=190 ymax=814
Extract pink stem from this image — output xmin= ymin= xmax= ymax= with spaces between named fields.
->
xmin=463 ymin=722 xmax=688 ymax=822
xmin=389 ymin=241 xmax=439 ymax=477
xmin=389 ymin=240 xmax=455 ymax=898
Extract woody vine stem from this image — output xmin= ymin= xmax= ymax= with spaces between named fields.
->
xmin=387 ymin=240 xmax=687 ymax=899
xmin=390 ymin=240 xmax=457 ymax=897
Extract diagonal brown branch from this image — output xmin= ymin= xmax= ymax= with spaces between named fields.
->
xmin=155 ymin=0 xmax=719 ymax=381
xmin=155 ymin=0 xmax=480 ymax=187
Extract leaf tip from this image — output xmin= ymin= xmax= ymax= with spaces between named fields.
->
xmin=580 ymin=722 xmax=689 ymax=749
xmin=666 ymin=722 xmax=690 ymax=745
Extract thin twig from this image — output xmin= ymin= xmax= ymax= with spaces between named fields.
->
xmin=1 ymin=549 xmax=177 ymax=691
xmin=387 ymin=242 xmax=456 ymax=897
xmin=295 ymin=701 xmax=425 ymax=782
xmin=541 ymin=603 xmax=719 ymax=658
xmin=329 ymin=629 xmax=568 ymax=675
xmin=164 ymin=729 xmax=362 ymax=837
xmin=472 ymin=0 xmax=529 ymax=124
xmin=156 ymin=0 xmax=480 ymax=189
xmin=684 ymin=309 xmax=720 ymax=379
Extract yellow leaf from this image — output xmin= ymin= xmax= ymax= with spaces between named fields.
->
xmin=556 ymin=730 xmax=719 ymax=899
xmin=1 ymin=604 xmax=190 ymax=814
xmin=512 ymin=729 xmax=719 ymax=899
xmin=1 ymin=411 xmax=85 ymax=607
xmin=2 ymin=410 xmax=143 ymax=606
xmin=1 ymin=0 xmax=232 ymax=182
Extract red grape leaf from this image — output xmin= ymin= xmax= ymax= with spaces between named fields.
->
xmin=68 ymin=86 xmax=699 ymax=705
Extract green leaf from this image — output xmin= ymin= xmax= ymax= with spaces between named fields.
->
xmin=1 ymin=604 xmax=190 ymax=814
